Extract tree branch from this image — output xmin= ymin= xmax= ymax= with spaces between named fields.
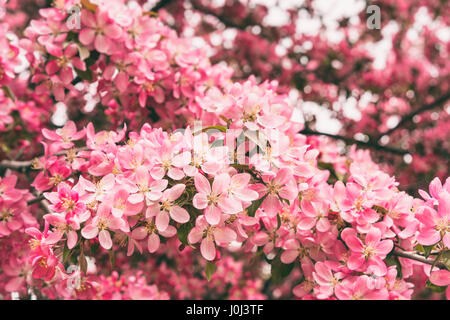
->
xmin=151 ymin=0 xmax=176 ymax=12
xmin=379 ymin=92 xmax=450 ymax=138
xmin=392 ymin=249 xmax=447 ymax=270
xmin=190 ymin=1 xmax=272 ymax=40
xmin=0 ymin=159 xmax=34 ymax=170
xmin=300 ymin=128 xmax=408 ymax=155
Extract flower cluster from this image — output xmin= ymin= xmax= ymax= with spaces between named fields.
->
xmin=0 ymin=0 xmax=448 ymax=300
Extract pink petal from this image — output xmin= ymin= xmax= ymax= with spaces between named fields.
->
xmin=148 ymin=233 xmax=160 ymax=253
xmin=281 ymin=250 xmax=298 ymax=264
xmin=365 ymin=227 xmax=382 ymax=246
xmin=205 ymin=205 xmax=221 ymax=225
xmin=81 ymin=224 xmax=98 ymax=239
xmin=99 ymin=229 xmax=112 ymax=250
xmin=67 ymin=230 xmax=78 ymax=249
xmin=214 ymin=227 xmax=236 ymax=244
xmin=212 ymin=173 xmax=230 ymax=194
xmin=200 ymin=237 xmax=216 ymax=261
xmin=347 ymin=253 xmax=365 ymax=270
xmin=194 ymin=174 xmax=211 ymax=194
xmin=193 ymin=193 xmax=208 ymax=210
xmin=79 ymin=28 xmax=95 ymax=45
xmin=374 ymin=240 xmax=393 ymax=256
xmin=170 ymin=206 xmax=190 ymax=223
xmin=94 ymin=34 xmax=111 ymax=54
xmin=430 ymin=270 xmax=450 ymax=287
xmin=131 ymin=226 xmax=148 ymax=240
xmin=345 ymin=235 xmax=364 ymax=252
xmin=155 ymin=211 xmax=169 ymax=232
xmin=165 ymin=184 xmax=185 ymax=202
xmin=417 ymin=228 xmax=441 ymax=246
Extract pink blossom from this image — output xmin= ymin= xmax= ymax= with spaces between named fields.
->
xmin=343 ymin=227 xmax=393 ymax=276
xmin=81 ymin=203 xmax=129 ymax=250
xmin=193 ymin=173 xmax=242 ymax=225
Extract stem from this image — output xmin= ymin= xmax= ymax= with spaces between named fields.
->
xmin=300 ymin=128 xmax=408 ymax=155
xmin=392 ymin=249 xmax=447 ymax=270
xmin=0 ymin=159 xmax=33 ymax=170
xmin=379 ymin=92 xmax=450 ymax=138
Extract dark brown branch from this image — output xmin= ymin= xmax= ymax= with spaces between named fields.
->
xmin=27 ymin=195 xmax=45 ymax=205
xmin=151 ymin=0 xmax=176 ymax=12
xmin=0 ymin=159 xmax=34 ymax=170
xmin=300 ymin=128 xmax=408 ymax=155
xmin=379 ymin=92 xmax=450 ymax=138
xmin=0 ymin=147 xmax=89 ymax=171
xmin=190 ymin=1 xmax=272 ymax=40
xmin=392 ymin=249 xmax=447 ymax=270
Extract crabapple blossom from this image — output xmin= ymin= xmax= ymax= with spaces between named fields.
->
xmin=0 ymin=0 xmax=448 ymax=301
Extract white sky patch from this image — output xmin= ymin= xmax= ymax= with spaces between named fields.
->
xmin=264 ymin=6 xmax=291 ymax=26
xmin=51 ymin=102 xmax=68 ymax=126
xmin=365 ymin=21 xmax=399 ymax=70
xmin=341 ymin=96 xmax=362 ymax=121
xmin=301 ymin=101 xmax=342 ymax=134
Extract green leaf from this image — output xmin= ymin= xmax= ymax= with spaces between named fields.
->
xmin=423 ymin=245 xmax=434 ymax=258
xmin=205 ymin=261 xmax=216 ymax=281
xmin=177 ymin=220 xmax=195 ymax=247
xmin=386 ymin=255 xmax=403 ymax=279
xmin=85 ymin=50 xmax=100 ymax=67
xmin=74 ymin=68 xmax=93 ymax=81
xmin=270 ymin=252 xmax=295 ymax=284
xmin=63 ymin=244 xmax=70 ymax=263
xmin=439 ymin=250 xmax=450 ymax=270
xmin=1 ymin=86 xmax=15 ymax=102
xmin=277 ymin=214 xmax=282 ymax=229
xmin=79 ymin=249 xmax=87 ymax=274
xmin=426 ymin=279 xmax=447 ymax=293
xmin=109 ymin=250 xmax=115 ymax=269
xmin=247 ymin=194 xmax=267 ymax=217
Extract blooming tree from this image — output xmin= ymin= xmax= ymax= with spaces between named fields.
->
xmin=0 ymin=0 xmax=448 ymax=300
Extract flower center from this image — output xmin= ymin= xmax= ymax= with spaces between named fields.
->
xmin=207 ymin=193 xmax=220 ymax=205
xmin=50 ymin=174 xmax=64 ymax=186
xmin=0 ymin=209 xmax=13 ymax=222
xmin=362 ymin=245 xmax=374 ymax=258
xmin=145 ymin=220 xmax=157 ymax=234
xmin=97 ymin=218 xmax=109 ymax=230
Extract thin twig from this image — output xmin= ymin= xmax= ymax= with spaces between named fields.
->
xmin=300 ymin=128 xmax=408 ymax=155
xmin=392 ymin=249 xmax=447 ymax=270
xmin=0 ymin=159 xmax=34 ymax=170
xmin=379 ymin=92 xmax=450 ymax=138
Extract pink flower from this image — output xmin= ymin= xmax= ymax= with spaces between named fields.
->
xmin=45 ymin=44 xmax=86 ymax=84
xmin=429 ymin=270 xmax=450 ymax=299
xmin=44 ymin=212 xmax=87 ymax=249
xmin=0 ymin=175 xmax=22 ymax=202
xmin=80 ymin=173 xmax=116 ymax=203
xmin=335 ymin=276 xmax=389 ymax=300
xmin=42 ymin=121 xmax=86 ymax=150
xmin=127 ymin=166 xmax=168 ymax=206
xmin=343 ymin=227 xmax=393 ymax=276
xmin=147 ymin=184 xmax=190 ymax=232
xmin=81 ymin=203 xmax=129 ymax=250
xmin=193 ymin=173 xmax=242 ymax=225
xmin=79 ymin=9 xmax=122 ymax=54
xmin=104 ymin=188 xmax=143 ymax=218
xmin=188 ymin=215 xmax=237 ymax=261
xmin=131 ymin=207 xmax=177 ymax=253
xmin=44 ymin=182 xmax=86 ymax=219
xmin=260 ymin=168 xmax=298 ymax=217
xmin=298 ymin=201 xmax=331 ymax=232
xmin=312 ymin=261 xmax=344 ymax=299
xmin=416 ymin=190 xmax=450 ymax=248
